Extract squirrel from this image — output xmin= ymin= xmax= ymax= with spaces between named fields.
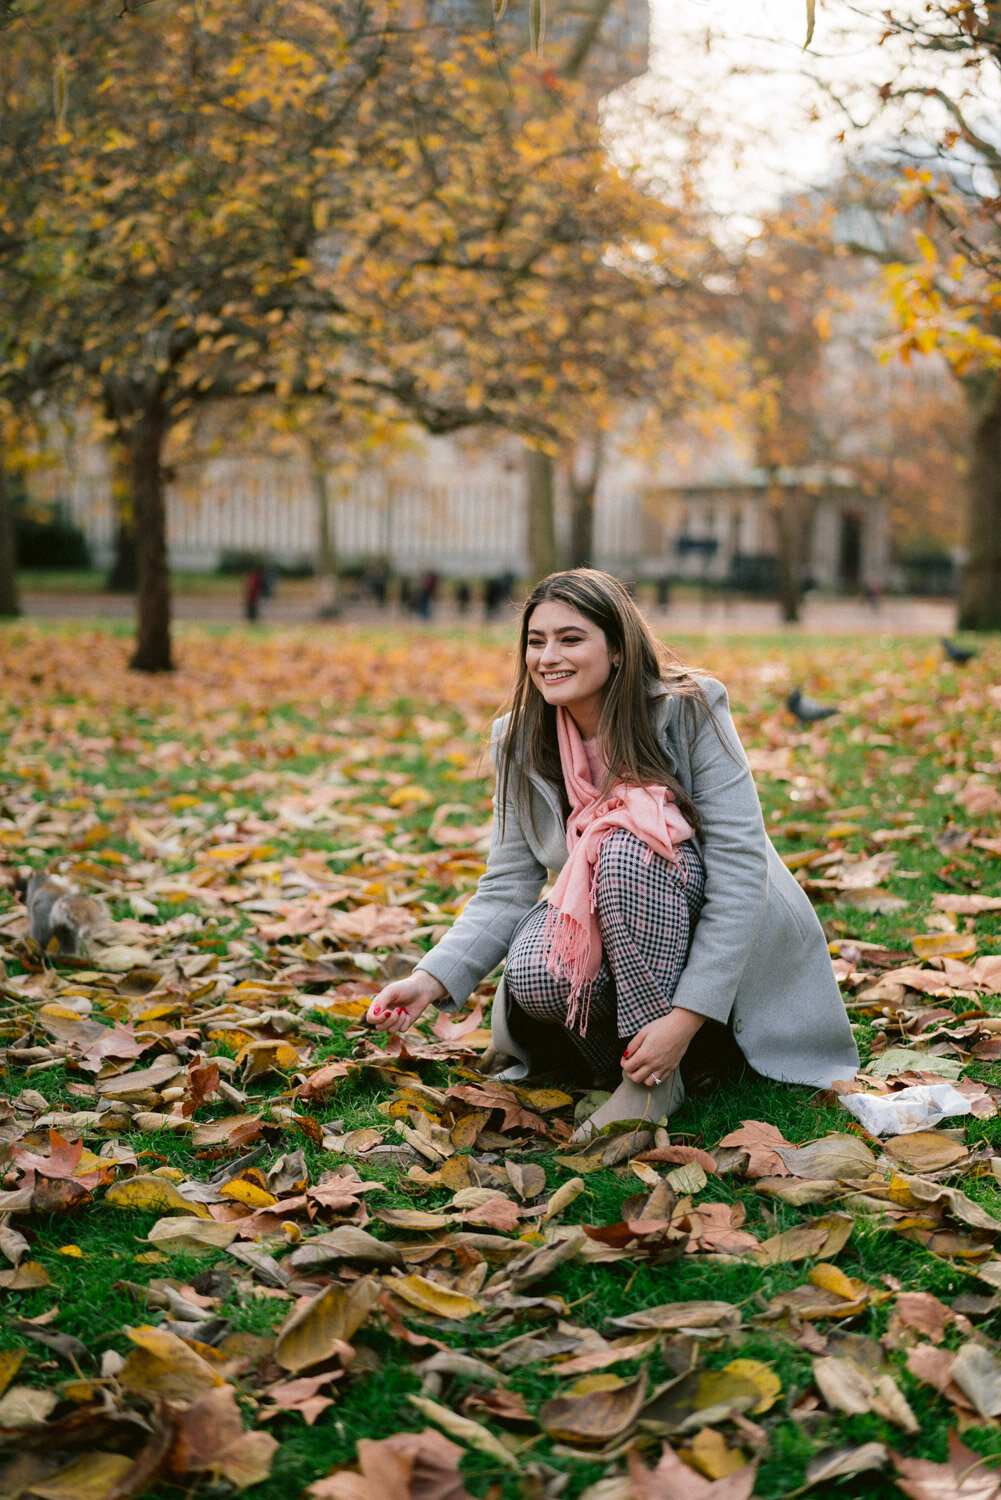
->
xmin=25 ymin=873 xmax=110 ymax=957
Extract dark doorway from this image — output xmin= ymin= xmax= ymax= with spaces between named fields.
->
xmin=839 ymin=509 xmax=863 ymax=589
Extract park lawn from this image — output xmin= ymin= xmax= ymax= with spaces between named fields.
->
xmin=0 ymin=620 xmax=1000 ymax=1500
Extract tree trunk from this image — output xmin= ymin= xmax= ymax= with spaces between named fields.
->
xmin=307 ymin=439 xmax=341 ymax=618
xmin=128 ymin=406 xmax=173 ymax=672
xmin=105 ymin=437 xmax=138 ymax=592
xmin=525 ymin=445 xmax=558 ymax=582
xmin=0 ymin=441 xmax=20 ymax=619
xmin=771 ymin=481 xmax=812 ymax=625
xmin=957 ymin=370 xmax=1001 ymax=631
xmin=568 ymin=436 xmax=603 ymax=569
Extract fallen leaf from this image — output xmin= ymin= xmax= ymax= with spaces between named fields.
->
xmin=169 ymin=1384 xmax=278 ymax=1487
xmin=892 ymin=1429 xmax=1001 ymax=1499
xmin=804 ymin=1442 xmax=888 ymax=1488
xmin=950 ymin=1342 xmax=1001 ymax=1419
xmin=25 ymin=1452 xmax=136 ymax=1500
xmin=388 ymin=1275 xmax=484 ymax=1320
xmin=275 ymin=1279 xmax=380 ymax=1372
xmin=716 ymin=1121 xmax=793 ymax=1177
xmin=812 ymin=1356 xmax=917 ymax=1431
xmin=883 ymin=1132 xmax=970 ymax=1171
xmin=106 ymin=1175 xmax=210 ymax=1218
xmin=774 ymin=1135 xmax=878 ymax=1179
xmin=307 ymin=1429 xmax=473 ymax=1499
xmin=407 ymin=1394 xmax=518 ymax=1467
xmin=147 ymin=1217 xmax=239 ymax=1253
xmin=539 ymin=1370 xmax=647 ymax=1443
xmin=627 ymin=1441 xmax=757 ymax=1497
xmin=120 ymin=1325 xmax=224 ymax=1402
xmin=754 ymin=1213 xmax=852 ymax=1265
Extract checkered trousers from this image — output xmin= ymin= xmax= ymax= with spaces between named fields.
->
xmin=504 ymin=829 xmax=706 ymax=1077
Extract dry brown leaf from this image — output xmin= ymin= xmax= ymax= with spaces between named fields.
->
xmin=407 ymin=1394 xmax=518 ymax=1467
xmin=627 ymin=1445 xmax=757 ymax=1499
xmin=892 ymin=1429 xmax=1001 ymax=1499
xmin=883 ymin=1132 xmax=970 ymax=1172
xmin=275 ymin=1279 xmax=380 ymax=1372
xmin=804 ymin=1442 xmax=888 ymax=1488
xmin=610 ymin=1301 xmax=741 ymax=1335
xmin=774 ymin=1134 xmax=878 ymax=1180
xmin=888 ymin=1291 xmax=954 ymax=1344
xmin=950 ymin=1342 xmax=1001 ymax=1419
xmin=716 ymin=1121 xmax=793 ymax=1177
xmin=260 ymin=1371 xmax=342 ymax=1426
xmin=754 ymin=1213 xmax=852 ymax=1265
xmin=307 ymin=1429 xmax=473 ymax=1500
xmin=539 ymin=1370 xmax=647 ymax=1443
xmin=812 ymin=1356 xmax=918 ymax=1432
xmin=169 ymin=1384 xmax=278 ymax=1487
xmin=146 ymin=1216 xmax=238 ymax=1253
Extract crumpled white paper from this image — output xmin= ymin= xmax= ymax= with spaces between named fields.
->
xmin=839 ymin=1083 xmax=972 ymax=1136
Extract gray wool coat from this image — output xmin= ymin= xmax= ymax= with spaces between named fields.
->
xmin=416 ymin=677 xmax=859 ymax=1089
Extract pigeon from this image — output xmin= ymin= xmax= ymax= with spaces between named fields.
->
xmin=787 ymin=687 xmax=838 ymax=723
xmin=942 ymin=637 xmax=978 ymax=665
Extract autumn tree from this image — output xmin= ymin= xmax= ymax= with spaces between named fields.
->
xmin=3 ymin=0 xmax=727 ymax=659
xmin=730 ymin=207 xmax=844 ymax=621
xmin=811 ymin=1 xmax=1001 ymax=626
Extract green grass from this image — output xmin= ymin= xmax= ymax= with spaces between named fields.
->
xmin=1 ymin=623 xmax=1000 ymax=1498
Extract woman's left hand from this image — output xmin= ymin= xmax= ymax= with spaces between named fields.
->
xmin=622 ymin=1008 xmax=705 ymax=1087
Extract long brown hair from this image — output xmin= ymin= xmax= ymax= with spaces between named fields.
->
xmin=497 ymin=569 xmax=712 ymax=837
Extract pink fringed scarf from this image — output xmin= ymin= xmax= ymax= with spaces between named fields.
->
xmin=542 ymin=705 xmax=694 ymax=1034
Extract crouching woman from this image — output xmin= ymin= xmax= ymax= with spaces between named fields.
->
xmin=366 ymin=569 xmax=857 ymax=1139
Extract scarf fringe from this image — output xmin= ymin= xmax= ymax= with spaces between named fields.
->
xmin=542 ymin=900 xmax=594 ymax=1035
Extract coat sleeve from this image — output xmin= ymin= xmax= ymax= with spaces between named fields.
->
xmin=415 ymin=720 xmax=548 ymax=1010
xmin=668 ymin=680 xmax=771 ymax=1025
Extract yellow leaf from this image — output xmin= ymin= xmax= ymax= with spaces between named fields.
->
xmin=686 ymin=1426 xmax=748 ymax=1479
xmin=27 ymin=1452 xmax=136 ymax=1500
xmin=912 ymin=932 xmax=977 ymax=959
xmin=0 ymin=1261 xmax=51 ymax=1290
xmin=0 ymin=1349 xmax=26 ymax=1399
xmin=915 ymin=232 xmax=937 ymax=264
xmin=219 ymin=1179 xmax=277 ymax=1208
xmin=566 ymin=1373 xmax=625 ymax=1396
xmin=105 ymin=1175 xmax=210 ymax=1218
xmin=724 ymin=1357 xmax=781 ymax=1413
xmin=386 ymin=785 xmax=434 ymax=808
xmin=389 ymin=1274 xmax=483 ymax=1320
xmin=56 ymin=1244 xmax=84 ymax=1258
xmin=235 ymin=1039 xmax=299 ymax=1079
xmin=407 ymin=1395 xmax=519 ymax=1467
xmin=120 ymin=1326 xmax=224 ymax=1402
xmin=808 ymin=1263 xmax=862 ymax=1301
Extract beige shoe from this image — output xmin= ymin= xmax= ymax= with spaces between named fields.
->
xmin=570 ymin=1068 xmax=685 ymax=1143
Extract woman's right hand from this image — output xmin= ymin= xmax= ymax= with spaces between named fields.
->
xmin=366 ymin=971 xmax=448 ymax=1034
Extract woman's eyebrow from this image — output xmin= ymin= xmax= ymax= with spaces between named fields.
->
xmin=527 ymin=626 xmax=588 ymax=637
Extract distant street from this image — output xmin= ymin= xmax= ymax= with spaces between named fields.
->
xmin=17 ymin=589 xmax=958 ymax=636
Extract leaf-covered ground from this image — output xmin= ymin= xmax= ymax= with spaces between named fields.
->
xmin=1 ymin=620 xmax=1000 ymax=1500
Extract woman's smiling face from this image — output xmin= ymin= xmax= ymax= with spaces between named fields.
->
xmin=525 ymin=601 xmax=618 ymax=737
